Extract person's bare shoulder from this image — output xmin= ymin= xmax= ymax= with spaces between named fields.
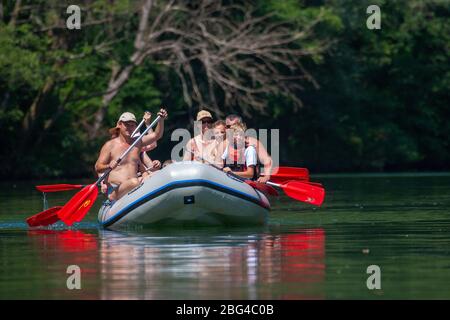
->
xmin=100 ymin=138 xmax=120 ymax=154
xmin=186 ymin=137 xmax=194 ymax=148
xmin=103 ymin=138 xmax=116 ymax=149
xmin=96 ymin=138 xmax=115 ymax=169
xmin=247 ymin=136 xmax=259 ymax=146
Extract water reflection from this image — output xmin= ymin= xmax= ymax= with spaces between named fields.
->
xmin=97 ymin=228 xmax=326 ymax=300
xmin=25 ymin=227 xmax=325 ymax=299
xmin=27 ymin=230 xmax=100 ymax=299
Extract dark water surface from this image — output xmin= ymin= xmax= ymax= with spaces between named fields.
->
xmin=1 ymin=174 xmax=450 ymax=299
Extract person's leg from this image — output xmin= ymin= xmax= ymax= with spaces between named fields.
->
xmin=107 ymin=183 xmax=119 ymax=201
xmin=101 ymin=181 xmax=108 ymax=195
xmin=114 ymin=177 xmax=141 ymax=200
xmin=142 ymin=171 xmax=154 ymax=181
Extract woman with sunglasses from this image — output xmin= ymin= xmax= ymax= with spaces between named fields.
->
xmin=183 ymin=110 xmax=218 ymax=164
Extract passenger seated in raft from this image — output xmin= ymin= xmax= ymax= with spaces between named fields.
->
xmin=136 ymin=114 xmax=162 ymax=179
xmin=99 ymin=114 xmax=161 ymax=194
xmin=138 ymin=144 xmax=162 ymax=179
xmin=103 ymin=156 xmax=156 ymax=199
xmin=183 ymin=110 xmax=217 ymax=164
xmin=225 ymin=114 xmax=272 ymax=183
xmin=210 ymin=120 xmax=227 ymax=168
xmin=221 ymin=122 xmax=258 ymax=180
xmin=95 ymin=109 xmax=168 ymax=201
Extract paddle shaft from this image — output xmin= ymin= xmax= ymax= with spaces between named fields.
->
xmin=131 ymin=110 xmax=153 ymax=137
xmin=96 ymin=115 xmax=161 ymax=185
xmin=266 ymin=181 xmax=322 ymax=188
xmin=131 ymin=119 xmax=145 ymax=138
xmin=266 ymin=181 xmax=280 ymax=188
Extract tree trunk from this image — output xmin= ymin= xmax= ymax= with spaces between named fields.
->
xmin=19 ymin=78 xmax=55 ymax=150
xmin=88 ymin=64 xmax=136 ymax=139
xmin=0 ymin=2 xmax=4 ymax=22
xmin=86 ymin=0 xmax=153 ymax=138
xmin=8 ymin=0 xmax=21 ymax=26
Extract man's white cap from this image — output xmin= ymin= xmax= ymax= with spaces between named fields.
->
xmin=118 ymin=112 xmax=137 ymax=123
xmin=109 ymin=112 xmax=137 ymax=135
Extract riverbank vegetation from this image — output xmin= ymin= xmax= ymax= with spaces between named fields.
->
xmin=0 ymin=0 xmax=448 ymax=178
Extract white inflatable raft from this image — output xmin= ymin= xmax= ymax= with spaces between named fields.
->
xmin=98 ymin=162 xmax=270 ymax=229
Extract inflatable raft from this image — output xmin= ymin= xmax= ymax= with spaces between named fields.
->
xmin=98 ymin=162 xmax=270 ymax=229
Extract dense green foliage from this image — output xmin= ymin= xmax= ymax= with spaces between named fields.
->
xmin=0 ymin=0 xmax=448 ymax=178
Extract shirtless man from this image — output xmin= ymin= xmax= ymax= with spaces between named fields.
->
xmin=225 ymin=114 xmax=272 ymax=183
xmin=95 ymin=109 xmax=168 ymax=201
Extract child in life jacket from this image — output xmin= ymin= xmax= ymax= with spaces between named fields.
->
xmin=221 ymin=122 xmax=258 ymax=180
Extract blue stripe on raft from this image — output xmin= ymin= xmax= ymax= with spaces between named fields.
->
xmin=100 ymin=178 xmax=267 ymax=227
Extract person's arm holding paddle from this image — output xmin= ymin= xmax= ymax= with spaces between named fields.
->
xmin=248 ymin=136 xmax=272 ymax=184
xmin=95 ymin=140 xmax=114 ymax=174
xmin=141 ymin=108 xmax=168 ymax=147
xmin=183 ymin=139 xmax=194 ymax=161
xmin=94 ymin=140 xmax=116 ymax=195
xmin=223 ymin=165 xmax=256 ymax=179
xmin=140 ymin=152 xmax=162 ymax=178
xmin=138 ymin=111 xmax=158 ymax=150
xmin=223 ymin=145 xmax=257 ymax=179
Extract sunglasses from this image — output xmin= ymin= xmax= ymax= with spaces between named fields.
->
xmin=201 ymin=119 xmax=213 ymax=124
xmin=121 ymin=121 xmax=137 ymax=126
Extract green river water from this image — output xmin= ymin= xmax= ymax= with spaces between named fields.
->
xmin=1 ymin=173 xmax=449 ymax=299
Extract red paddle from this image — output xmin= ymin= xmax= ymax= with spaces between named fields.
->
xmin=264 ymin=166 xmax=310 ymax=183
xmin=267 ymin=180 xmax=325 ymax=206
xmin=36 ymin=184 xmax=85 ymax=193
xmin=243 ymin=179 xmax=278 ymax=196
xmin=26 ymin=115 xmax=163 ymax=227
xmin=26 ymin=206 xmax=62 ymax=227
xmin=56 ymin=184 xmax=99 ymax=225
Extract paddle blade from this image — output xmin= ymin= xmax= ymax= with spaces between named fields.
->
xmin=36 ymin=184 xmax=84 ymax=193
xmin=304 ymin=181 xmax=323 ymax=187
xmin=282 ymin=181 xmax=325 ymax=206
xmin=57 ymin=184 xmax=99 ymax=226
xmin=245 ymin=180 xmax=279 ymax=196
xmin=26 ymin=206 xmax=62 ymax=227
xmin=268 ymin=167 xmax=310 ymax=184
